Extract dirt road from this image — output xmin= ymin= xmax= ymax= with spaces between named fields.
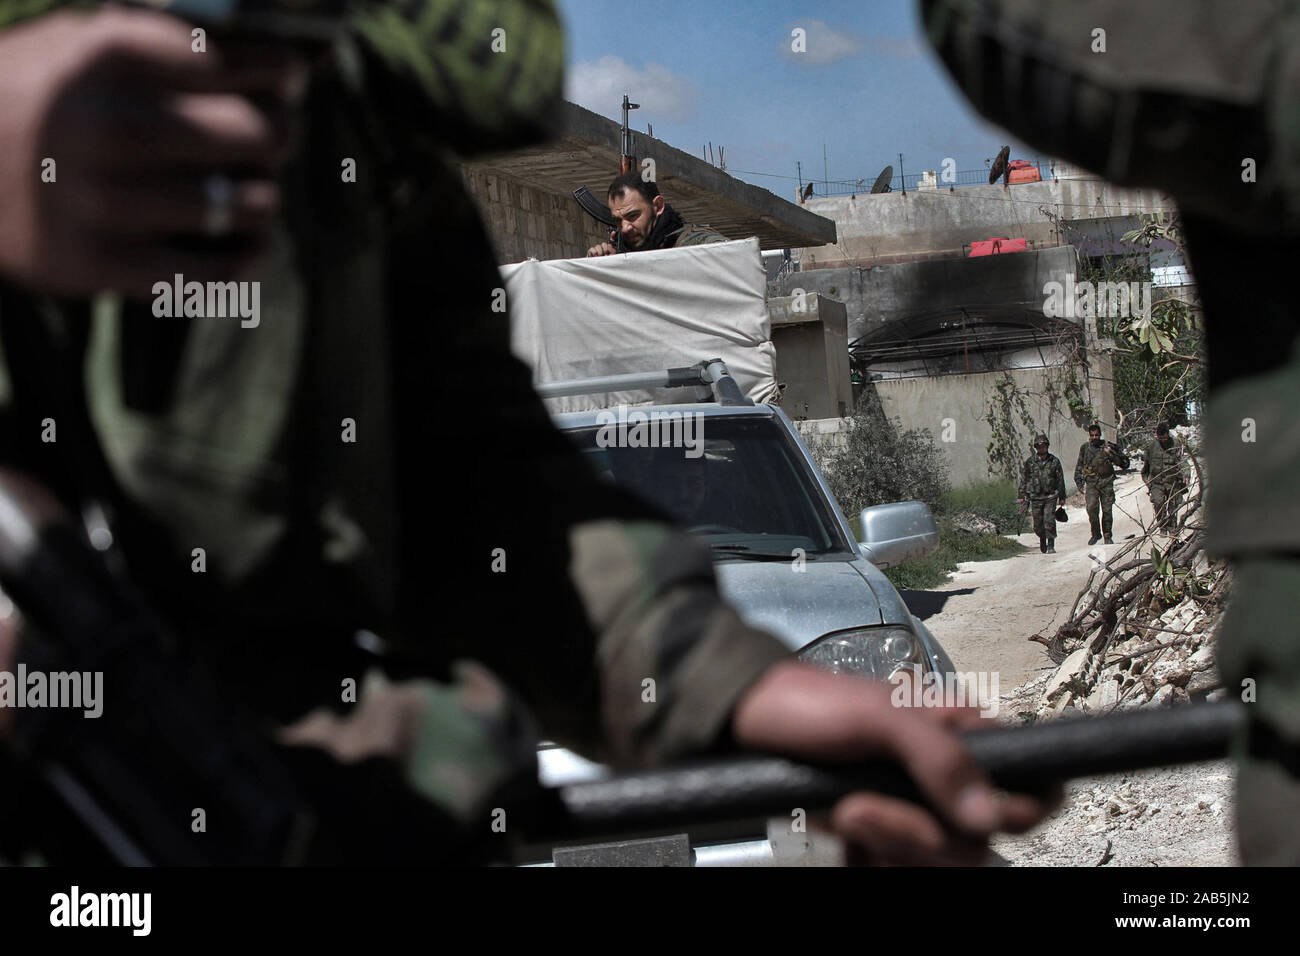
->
xmin=904 ymin=470 xmax=1237 ymax=866
xmin=909 ymin=471 xmax=1157 ymax=690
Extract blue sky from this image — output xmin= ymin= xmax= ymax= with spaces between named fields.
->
xmin=556 ymin=0 xmax=1036 ymax=199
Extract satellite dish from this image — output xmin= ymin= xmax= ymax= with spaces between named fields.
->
xmin=870 ymin=165 xmax=893 ymax=194
xmin=989 ymin=145 xmax=1011 ymax=184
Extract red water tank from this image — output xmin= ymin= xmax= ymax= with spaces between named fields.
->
xmin=969 ymin=237 xmax=1028 ymax=257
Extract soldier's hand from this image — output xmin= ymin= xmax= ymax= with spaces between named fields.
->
xmin=586 ymin=241 xmax=617 ymax=257
xmin=0 ymin=6 xmax=307 ymax=298
xmin=731 ymin=661 xmax=1057 ymax=865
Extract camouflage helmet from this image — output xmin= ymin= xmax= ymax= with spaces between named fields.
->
xmin=1033 ymin=433 xmax=1049 ymax=447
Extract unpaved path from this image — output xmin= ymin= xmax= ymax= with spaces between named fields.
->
xmin=912 ymin=471 xmax=1156 ymax=690
xmin=905 ymin=470 xmax=1237 ymax=866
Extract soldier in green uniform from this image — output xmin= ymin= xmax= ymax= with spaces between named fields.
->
xmin=0 ymin=0 xmax=1056 ymax=865
xmin=921 ymin=0 xmax=1300 ymax=864
xmin=1019 ymin=434 xmax=1067 ymax=554
xmin=1075 ymin=423 xmax=1129 ymax=545
xmin=586 ymin=171 xmax=730 ymax=256
xmin=1141 ymin=422 xmax=1189 ymax=533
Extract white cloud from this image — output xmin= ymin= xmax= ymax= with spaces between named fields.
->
xmin=783 ymin=20 xmax=864 ymax=66
xmin=566 ymin=55 xmax=700 ymax=122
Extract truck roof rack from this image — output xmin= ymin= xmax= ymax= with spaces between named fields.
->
xmin=535 ymin=358 xmax=753 ymax=406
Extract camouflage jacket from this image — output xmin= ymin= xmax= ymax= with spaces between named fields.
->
xmin=1020 ymin=453 xmax=1066 ymax=501
xmin=672 ymin=223 xmax=730 ymax=247
xmin=1075 ymin=440 xmax=1128 ymax=489
xmin=1142 ymin=438 xmax=1189 ymax=491
xmin=0 ymin=0 xmax=788 ymax=835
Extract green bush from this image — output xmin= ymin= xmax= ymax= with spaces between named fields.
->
xmin=820 ymin=387 xmax=950 ymax=517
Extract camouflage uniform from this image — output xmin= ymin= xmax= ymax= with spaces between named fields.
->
xmin=921 ymin=0 xmax=1300 ymax=863
xmin=672 ymin=223 xmax=731 ymax=247
xmin=1019 ymin=451 xmax=1066 ymax=548
xmin=1141 ymin=436 xmax=1189 ymax=532
xmin=0 ymin=0 xmax=789 ymax=860
xmin=1075 ymin=439 xmax=1129 ymax=541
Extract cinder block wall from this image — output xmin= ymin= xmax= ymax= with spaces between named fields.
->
xmin=461 ymin=166 xmax=610 ymax=264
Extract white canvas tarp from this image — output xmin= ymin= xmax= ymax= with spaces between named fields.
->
xmin=501 ymin=238 xmax=779 ymax=413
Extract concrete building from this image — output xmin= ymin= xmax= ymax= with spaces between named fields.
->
xmin=463 ymin=102 xmax=836 ymax=264
xmin=768 ymin=168 xmax=1174 ymax=486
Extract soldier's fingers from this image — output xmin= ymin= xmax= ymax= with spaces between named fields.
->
xmin=877 ymin=708 xmax=1004 ymax=838
xmin=997 ymin=786 xmax=1063 ymax=834
xmin=831 ymin=793 xmax=988 ymax=866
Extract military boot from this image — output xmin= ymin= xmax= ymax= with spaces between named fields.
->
xmin=1088 ymin=534 xmax=1101 ymax=546
xmin=1039 ymin=535 xmax=1047 ymax=553
xmin=1104 ymin=535 xmax=1114 ymax=544
xmin=1046 ymin=538 xmax=1056 ymax=554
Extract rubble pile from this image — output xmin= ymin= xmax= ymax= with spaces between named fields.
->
xmin=1013 ymin=477 xmax=1231 ymax=720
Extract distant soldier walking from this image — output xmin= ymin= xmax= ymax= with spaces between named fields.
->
xmin=1075 ymin=423 xmax=1130 ymax=545
xmin=1019 ymin=434 xmax=1067 ymax=553
xmin=1142 ymin=422 xmax=1189 ymax=532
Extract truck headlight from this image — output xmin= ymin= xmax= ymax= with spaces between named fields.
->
xmin=798 ymin=626 xmax=925 ymax=680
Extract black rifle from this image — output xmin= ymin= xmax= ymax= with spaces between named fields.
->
xmin=511 ymin=702 xmax=1242 ymax=846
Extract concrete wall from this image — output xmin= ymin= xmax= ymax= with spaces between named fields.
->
xmin=874 ymin=367 xmax=1101 ymax=488
xmin=795 ymin=179 xmax=1174 ymax=268
xmin=461 ymin=166 xmax=609 ymax=264
xmin=768 ymin=245 xmax=1082 ymax=345
xmin=768 ymin=295 xmax=852 ymax=420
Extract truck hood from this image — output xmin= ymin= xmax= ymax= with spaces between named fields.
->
xmin=712 ymin=557 xmax=883 ymax=653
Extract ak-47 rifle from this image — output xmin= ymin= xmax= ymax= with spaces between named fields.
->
xmin=572 ymin=93 xmax=640 ymax=232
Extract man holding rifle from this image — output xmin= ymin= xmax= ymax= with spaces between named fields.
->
xmin=585 ymin=171 xmax=728 ymax=256
xmin=1075 ymin=423 xmax=1129 ymax=546
xmin=0 ymin=0 xmax=1051 ymax=864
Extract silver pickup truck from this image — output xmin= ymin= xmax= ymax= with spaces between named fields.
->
xmin=528 ymin=361 xmax=954 ymax=865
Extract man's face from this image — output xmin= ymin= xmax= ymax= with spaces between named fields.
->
xmin=1035 ymin=442 xmax=1049 ymax=457
xmin=609 ymin=188 xmax=664 ymax=249
xmin=1089 ymin=428 xmax=1102 ymax=445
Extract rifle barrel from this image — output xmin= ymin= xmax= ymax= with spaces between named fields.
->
xmin=527 ymin=702 xmax=1242 ymax=841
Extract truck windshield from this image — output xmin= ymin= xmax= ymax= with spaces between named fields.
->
xmin=564 ymin=415 xmax=850 ymax=557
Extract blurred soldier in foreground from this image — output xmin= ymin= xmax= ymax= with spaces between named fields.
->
xmin=1141 ymin=422 xmax=1189 ymax=533
xmin=922 ymin=0 xmax=1300 ymax=863
xmin=1075 ymin=423 xmax=1129 ymax=545
xmin=1019 ymin=435 xmax=1067 ymax=554
xmin=0 ymin=1 xmax=1051 ymax=863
